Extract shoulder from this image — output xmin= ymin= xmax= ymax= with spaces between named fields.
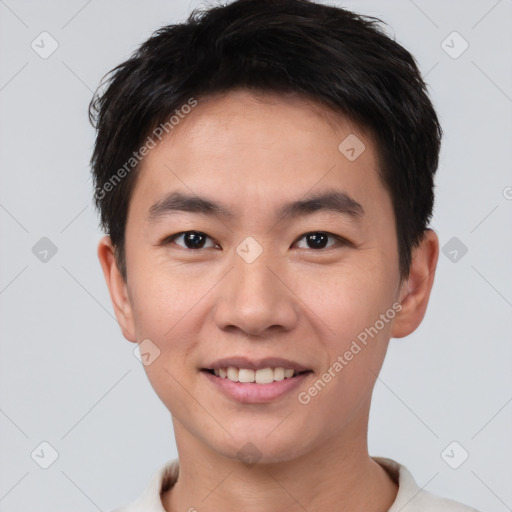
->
xmin=109 ymin=459 xmax=179 ymax=512
xmin=373 ymin=457 xmax=480 ymax=512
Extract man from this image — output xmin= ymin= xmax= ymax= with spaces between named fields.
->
xmin=89 ymin=0 xmax=480 ymax=510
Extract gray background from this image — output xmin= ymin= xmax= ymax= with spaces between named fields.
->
xmin=0 ymin=0 xmax=511 ymax=510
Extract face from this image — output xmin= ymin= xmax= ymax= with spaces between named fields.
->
xmin=100 ymin=89 xmax=431 ymax=464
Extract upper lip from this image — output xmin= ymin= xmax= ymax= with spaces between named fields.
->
xmin=203 ymin=357 xmax=311 ymax=372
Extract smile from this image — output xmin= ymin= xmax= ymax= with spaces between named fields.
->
xmin=201 ymin=363 xmax=313 ymax=403
xmin=207 ymin=367 xmax=308 ymax=384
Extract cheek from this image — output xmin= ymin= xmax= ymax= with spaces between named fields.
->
xmin=127 ymin=256 xmax=206 ymax=340
xmin=295 ymin=287 xmax=393 ymax=428
xmin=297 ymin=261 xmax=392 ymax=337
xmin=295 ymin=259 xmax=397 ymax=388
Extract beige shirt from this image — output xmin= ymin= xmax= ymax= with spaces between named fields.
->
xmin=111 ymin=457 xmax=480 ymax=511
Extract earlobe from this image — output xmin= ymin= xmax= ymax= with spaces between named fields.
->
xmin=391 ymin=229 xmax=439 ymax=339
xmin=97 ymin=235 xmax=137 ymax=342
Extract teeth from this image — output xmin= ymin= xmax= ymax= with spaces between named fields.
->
xmin=213 ymin=367 xmax=299 ymax=383
xmin=238 ymin=369 xmax=254 ymax=383
xmin=227 ymin=367 xmax=239 ymax=382
xmin=273 ymin=367 xmax=285 ymax=381
xmin=284 ymin=368 xmax=294 ymax=378
xmin=255 ymin=368 xmax=274 ymax=384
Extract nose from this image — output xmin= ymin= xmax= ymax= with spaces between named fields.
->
xmin=213 ymin=248 xmax=300 ymax=337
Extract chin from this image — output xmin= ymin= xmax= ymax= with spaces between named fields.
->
xmin=208 ymin=427 xmax=314 ymax=466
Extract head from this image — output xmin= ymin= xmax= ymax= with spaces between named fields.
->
xmin=91 ymin=0 xmax=440 ymax=463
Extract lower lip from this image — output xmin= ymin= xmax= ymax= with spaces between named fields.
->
xmin=201 ymin=370 xmax=312 ymax=403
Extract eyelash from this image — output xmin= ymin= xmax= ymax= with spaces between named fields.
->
xmin=162 ymin=231 xmax=351 ymax=251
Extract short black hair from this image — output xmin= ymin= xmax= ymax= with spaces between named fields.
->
xmin=89 ymin=0 xmax=442 ymax=281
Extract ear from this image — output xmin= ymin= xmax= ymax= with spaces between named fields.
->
xmin=97 ymin=235 xmax=137 ymax=342
xmin=391 ymin=228 xmax=439 ymax=339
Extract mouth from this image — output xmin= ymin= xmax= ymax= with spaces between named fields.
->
xmin=200 ymin=358 xmax=313 ymax=403
xmin=201 ymin=367 xmax=312 ymax=384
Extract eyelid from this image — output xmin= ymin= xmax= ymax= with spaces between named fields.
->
xmin=162 ymin=230 xmax=351 ymax=250
xmin=292 ymin=231 xmax=351 ymax=249
xmin=163 ymin=231 xmax=219 ymax=249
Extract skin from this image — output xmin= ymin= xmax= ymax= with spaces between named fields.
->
xmin=98 ymin=89 xmax=439 ymax=511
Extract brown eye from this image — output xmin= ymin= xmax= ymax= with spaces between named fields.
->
xmin=166 ymin=231 xmax=217 ymax=249
xmin=294 ymin=232 xmax=346 ymax=250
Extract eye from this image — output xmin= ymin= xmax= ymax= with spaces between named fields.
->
xmin=162 ymin=230 xmax=349 ymax=251
xmin=164 ymin=231 xmax=219 ymax=250
xmin=293 ymin=231 xmax=347 ymax=250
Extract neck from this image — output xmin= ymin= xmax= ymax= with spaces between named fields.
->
xmin=162 ymin=407 xmax=398 ymax=511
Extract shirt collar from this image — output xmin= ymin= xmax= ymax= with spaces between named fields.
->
xmin=126 ymin=456 xmax=450 ymax=511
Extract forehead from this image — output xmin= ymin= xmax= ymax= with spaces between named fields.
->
xmin=163 ymin=89 xmax=370 ymax=158
xmin=129 ymin=89 xmax=390 ymax=226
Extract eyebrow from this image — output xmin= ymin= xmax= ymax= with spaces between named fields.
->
xmin=146 ymin=190 xmax=365 ymax=222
